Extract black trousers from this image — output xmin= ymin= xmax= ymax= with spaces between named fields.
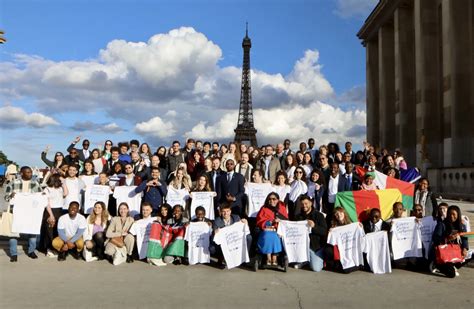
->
xmin=38 ymin=208 xmax=63 ymax=252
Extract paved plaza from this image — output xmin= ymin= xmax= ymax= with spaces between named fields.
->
xmin=0 ymin=253 xmax=473 ymax=309
xmin=1 ymin=182 xmax=473 ymax=308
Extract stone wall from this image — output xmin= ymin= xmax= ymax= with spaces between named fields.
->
xmin=427 ymin=167 xmax=474 ymax=201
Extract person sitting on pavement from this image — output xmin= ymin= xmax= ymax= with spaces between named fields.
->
xmin=83 ymin=201 xmax=110 ymax=261
xmin=53 ymin=201 xmax=87 ymax=261
xmin=431 ymin=205 xmax=469 ymax=278
xmin=105 ymin=202 xmax=135 ymax=264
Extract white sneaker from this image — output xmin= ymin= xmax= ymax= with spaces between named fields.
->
xmin=431 ymin=268 xmax=442 ymax=275
xmin=148 ymin=258 xmax=167 ymax=266
xmin=46 ymin=250 xmax=58 ymax=258
xmin=453 ymin=265 xmax=460 ymax=276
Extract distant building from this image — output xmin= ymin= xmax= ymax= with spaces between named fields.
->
xmin=358 ymin=0 xmax=474 ymax=199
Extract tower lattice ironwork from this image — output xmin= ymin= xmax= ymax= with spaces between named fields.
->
xmin=234 ymin=23 xmax=258 ymax=146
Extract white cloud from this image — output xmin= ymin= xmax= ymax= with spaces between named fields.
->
xmin=134 ymin=116 xmax=176 ymax=139
xmin=0 ymin=27 xmax=366 ymax=151
xmin=0 ymin=105 xmax=59 ymax=128
xmin=334 ymin=0 xmax=378 ymax=19
xmin=70 ymin=121 xmax=124 ymax=133
xmin=185 ymin=101 xmax=366 ymax=145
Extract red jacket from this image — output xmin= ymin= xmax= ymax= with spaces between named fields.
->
xmin=256 ymin=202 xmax=288 ymax=230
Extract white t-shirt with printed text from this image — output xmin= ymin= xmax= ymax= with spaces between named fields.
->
xmin=213 ymin=221 xmax=250 ymax=269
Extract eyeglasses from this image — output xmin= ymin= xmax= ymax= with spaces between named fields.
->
xmin=295 ymin=171 xmax=303 ymax=174
xmin=105 ymin=143 xmax=112 ymax=146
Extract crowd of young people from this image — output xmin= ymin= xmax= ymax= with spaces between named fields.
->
xmin=3 ymin=136 xmax=471 ymax=278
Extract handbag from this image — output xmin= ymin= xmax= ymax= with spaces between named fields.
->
xmin=0 ymin=205 xmax=19 ymax=237
xmin=110 ymin=236 xmax=125 ymax=248
xmin=435 ymin=243 xmax=463 ymax=264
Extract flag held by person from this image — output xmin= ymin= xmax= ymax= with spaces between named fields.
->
xmin=335 ymin=189 xmax=403 ymax=222
xmin=355 ymin=166 xmax=414 ymax=211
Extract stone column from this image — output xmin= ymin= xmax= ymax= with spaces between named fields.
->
xmin=378 ymin=23 xmax=396 ymax=151
xmin=366 ymin=40 xmax=380 ymax=147
xmin=394 ymin=5 xmax=416 ymax=164
xmin=414 ymin=0 xmax=443 ymax=169
xmin=442 ymin=0 xmax=473 ymax=167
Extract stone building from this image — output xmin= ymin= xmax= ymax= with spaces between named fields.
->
xmin=357 ymin=0 xmax=474 ymax=199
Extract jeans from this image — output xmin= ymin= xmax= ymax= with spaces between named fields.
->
xmin=9 ymin=234 xmax=38 ymax=256
xmin=309 ymin=248 xmax=324 ymax=272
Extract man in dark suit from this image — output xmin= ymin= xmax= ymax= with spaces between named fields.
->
xmin=344 ymin=162 xmax=361 ymax=191
xmin=323 ymin=163 xmax=350 ymax=222
xmin=67 ymin=136 xmax=90 ymax=162
xmin=216 ymin=159 xmax=245 ymax=216
xmin=362 ymin=208 xmax=390 ymax=234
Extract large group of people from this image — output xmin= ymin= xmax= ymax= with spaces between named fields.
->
xmin=3 ymin=136 xmax=471 ymax=278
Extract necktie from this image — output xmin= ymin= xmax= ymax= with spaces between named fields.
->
xmin=228 ymin=173 xmax=231 ymax=182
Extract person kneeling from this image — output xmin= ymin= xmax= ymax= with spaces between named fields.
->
xmin=295 ymin=195 xmax=327 ymax=272
xmin=52 ymin=202 xmax=87 ymax=261
xmin=163 ymin=205 xmax=188 ymax=265
xmin=83 ymin=201 xmax=110 ymax=262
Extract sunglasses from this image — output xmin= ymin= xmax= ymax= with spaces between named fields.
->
xmin=295 ymin=171 xmax=303 ymax=174
xmin=269 ymin=197 xmax=278 ymax=201
xmin=106 ymin=143 xmax=112 ymax=146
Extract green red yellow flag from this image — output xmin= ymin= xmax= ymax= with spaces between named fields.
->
xmin=335 ymin=189 xmax=403 ymax=222
xmin=355 ymin=166 xmax=415 ymax=211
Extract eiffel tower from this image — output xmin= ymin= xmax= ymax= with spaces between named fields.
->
xmin=234 ymin=23 xmax=258 ymax=146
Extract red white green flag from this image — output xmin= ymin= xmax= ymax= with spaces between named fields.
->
xmin=355 ymin=166 xmax=415 ymax=210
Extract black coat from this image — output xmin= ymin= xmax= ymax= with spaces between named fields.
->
xmin=216 ymin=172 xmax=245 ymax=214
xmin=296 ymin=209 xmax=327 ymax=252
xmin=362 ymin=219 xmax=390 ymax=234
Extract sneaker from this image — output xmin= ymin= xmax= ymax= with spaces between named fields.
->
xmin=10 ymin=255 xmax=18 ymax=263
xmin=28 ymin=252 xmax=38 ymax=259
xmin=46 ymin=250 xmax=58 ymax=258
xmin=58 ymin=252 xmax=67 ymax=262
xmin=148 ymin=258 xmax=167 ymax=266
xmin=70 ymin=251 xmax=81 ymax=260
xmin=455 ymin=269 xmax=460 ymax=277
xmin=431 ymin=268 xmax=442 ymax=275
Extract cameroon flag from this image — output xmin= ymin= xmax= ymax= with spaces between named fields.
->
xmin=355 ymin=166 xmax=415 ymax=210
xmin=335 ymin=189 xmax=403 ymax=222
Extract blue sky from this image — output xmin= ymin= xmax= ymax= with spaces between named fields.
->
xmin=0 ymin=0 xmax=377 ymax=166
